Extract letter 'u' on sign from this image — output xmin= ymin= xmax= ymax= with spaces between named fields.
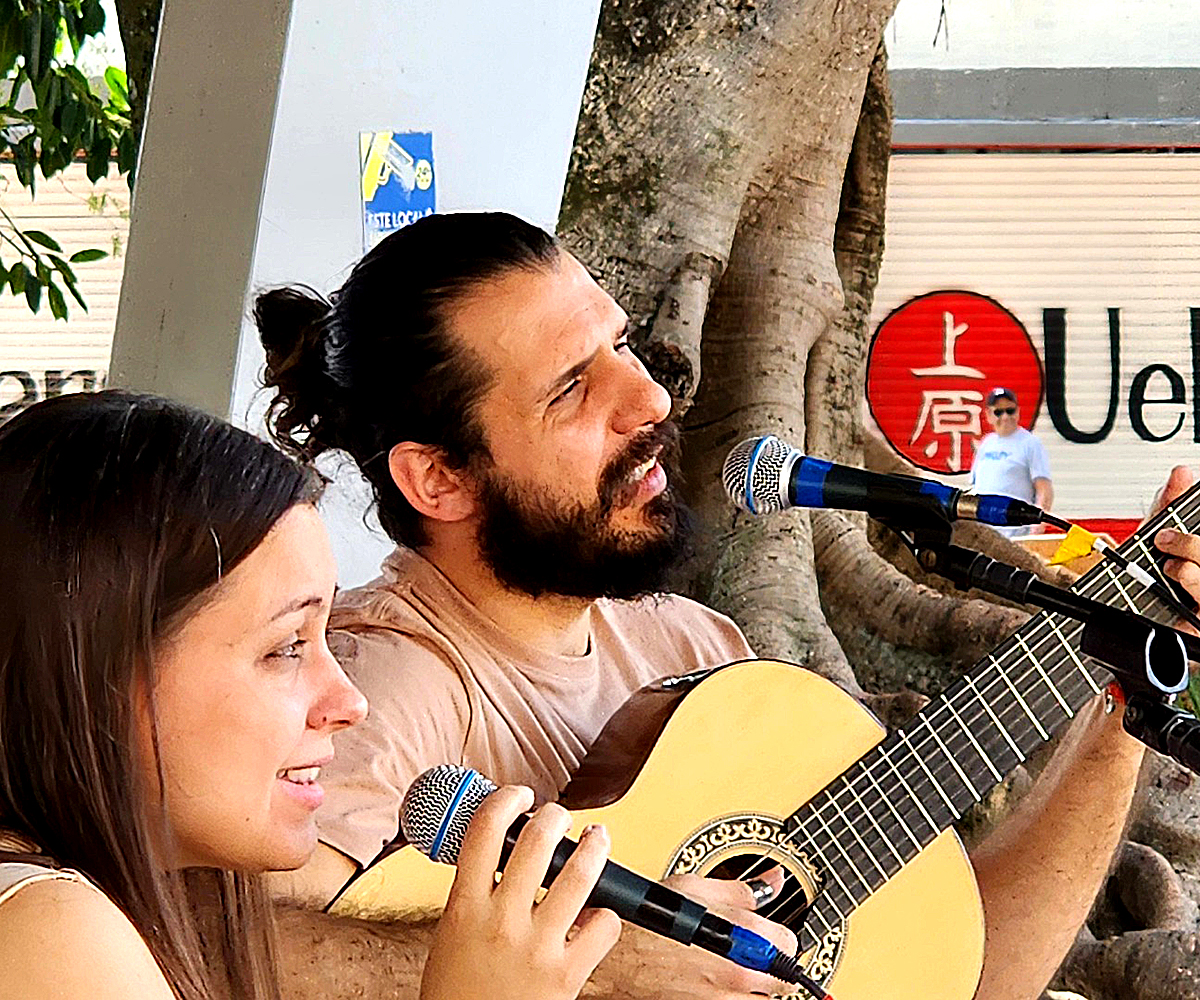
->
xmin=359 ymin=131 xmax=436 ymax=252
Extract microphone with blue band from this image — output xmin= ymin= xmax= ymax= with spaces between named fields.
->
xmin=401 ymin=764 xmax=820 ymax=994
xmin=722 ymin=434 xmax=1045 ymax=528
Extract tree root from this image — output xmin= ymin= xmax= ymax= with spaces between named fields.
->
xmin=1051 ymin=840 xmax=1200 ymax=1000
xmin=813 ymin=509 xmax=1028 ymax=678
xmin=1057 ymin=927 xmax=1200 ymax=1000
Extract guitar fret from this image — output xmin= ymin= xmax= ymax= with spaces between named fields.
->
xmin=1014 ymin=634 xmax=1074 ymax=720
xmin=942 ymin=691 xmax=1004 ymax=783
xmin=923 ymin=719 xmax=982 ymax=803
xmin=965 ymin=674 xmax=1025 ymax=763
xmin=855 ymin=759 xmax=923 ymax=853
xmin=778 ymin=484 xmax=1200 ymax=948
xmin=826 ymin=789 xmax=894 ymax=883
xmin=991 ymin=655 xmax=1050 ymax=739
xmin=897 ymin=730 xmax=961 ymax=819
xmin=875 ymin=745 xmax=942 ymax=837
xmin=1047 ymin=618 xmax=1103 ymax=694
xmin=1099 ymin=559 xmax=1141 ymax=612
xmin=804 ymin=802 xmax=872 ymax=900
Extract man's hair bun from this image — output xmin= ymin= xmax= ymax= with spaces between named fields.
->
xmin=255 ymin=285 xmax=341 ymax=461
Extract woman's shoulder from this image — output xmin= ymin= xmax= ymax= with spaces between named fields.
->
xmin=0 ymin=871 xmax=175 ymax=999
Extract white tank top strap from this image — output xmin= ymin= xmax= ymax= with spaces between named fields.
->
xmin=0 ymin=859 xmax=87 ymax=907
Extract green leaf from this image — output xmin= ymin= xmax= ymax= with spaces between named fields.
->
xmin=68 ymin=247 xmax=105 ymax=263
xmin=116 ymin=128 xmax=134 ymax=175
xmin=104 ymin=66 xmax=128 ymax=111
xmin=48 ymin=253 xmax=77 ymax=283
xmin=62 ymin=277 xmax=85 ymax=309
xmin=24 ymin=230 xmax=62 ymax=252
xmin=12 ymin=134 xmax=35 ymax=189
xmin=60 ymin=92 xmax=79 ymax=140
xmin=24 ymin=274 xmax=41 ymax=313
xmin=61 ymin=64 xmax=91 ymax=96
xmin=22 ymin=5 xmax=44 ymax=81
xmin=47 ymin=280 xmax=66 ymax=319
xmin=86 ymin=134 xmax=110 ymax=182
xmin=80 ymin=0 xmax=104 ymax=37
xmin=8 ymin=260 xmax=25 ymax=295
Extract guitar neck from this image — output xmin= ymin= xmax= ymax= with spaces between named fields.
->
xmin=791 ymin=486 xmax=1200 ymax=951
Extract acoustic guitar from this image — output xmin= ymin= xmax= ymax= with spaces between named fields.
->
xmin=332 ymin=487 xmax=1200 ymax=1000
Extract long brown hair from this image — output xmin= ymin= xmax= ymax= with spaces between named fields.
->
xmin=0 ymin=391 xmax=322 ymax=999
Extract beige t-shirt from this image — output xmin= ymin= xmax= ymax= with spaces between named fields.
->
xmin=317 ymin=547 xmax=754 ymax=868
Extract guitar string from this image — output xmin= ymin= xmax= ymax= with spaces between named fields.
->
xmin=765 ymin=551 xmax=1154 ymax=922
xmin=763 ymin=495 xmax=1197 ymax=931
xmin=723 ymin=490 xmax=1200 ymax=934
xmin=756 ymin=531 xmax=1176 ymax=934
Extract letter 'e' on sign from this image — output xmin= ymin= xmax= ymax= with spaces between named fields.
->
xmin=866 ymin=290 xmax=1045 ymax=476
xmin=359 ymin=131 xmax=436 ymax=252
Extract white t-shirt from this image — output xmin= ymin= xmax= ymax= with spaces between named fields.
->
xmin=971 ymin=427 xmax=1052 ymax=504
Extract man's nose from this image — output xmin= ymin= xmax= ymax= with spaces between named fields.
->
xmin=611 ymin=355 xmax=671 ymax=434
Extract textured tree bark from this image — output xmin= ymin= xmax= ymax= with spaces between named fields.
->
xmin=562 ymin=0 xmax=900 ymax=683
xmin=112 ymin=0 xmax=163 ymax=150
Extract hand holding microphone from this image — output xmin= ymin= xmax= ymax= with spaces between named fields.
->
xmin=419 ymin=782 xmax=620 ymax=1000
xmin=405 ymin=765 xmax=816 ymax=998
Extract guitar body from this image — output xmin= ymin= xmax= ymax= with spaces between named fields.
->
xmin=334 ymin=660 xmax=985 ymax=1000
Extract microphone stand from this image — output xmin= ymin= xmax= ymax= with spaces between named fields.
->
xmin=880 ymin=510 xmax=1200 ymax=776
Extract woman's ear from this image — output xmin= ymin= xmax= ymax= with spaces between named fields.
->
xmin=387 ymin=442 xmax=476 ymax=523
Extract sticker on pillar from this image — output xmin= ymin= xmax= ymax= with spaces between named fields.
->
xmin=359 ymin=131 xmax=435 ymax=251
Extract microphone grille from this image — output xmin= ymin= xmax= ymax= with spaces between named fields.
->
xmin=400 ymin=764 xmax=497 ymax=864
xmin=722 ymin=434 xmax=796 ymax=514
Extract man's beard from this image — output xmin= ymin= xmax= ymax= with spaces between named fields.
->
xmin=472 ymin=423 xmax=693 ymax=601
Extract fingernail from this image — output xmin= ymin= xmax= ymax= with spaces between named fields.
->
xmin=582 ymin=823 xmax=607 ymax=840
xmin=746 ymin=877 xmax=775 ymax=907
xmin=1157 ymin=529 xmax=1178 ymax=545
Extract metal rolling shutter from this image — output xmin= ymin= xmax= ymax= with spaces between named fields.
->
xmin=867 ymin=152 xmax=1200 ymax=533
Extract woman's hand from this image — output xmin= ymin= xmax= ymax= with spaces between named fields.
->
xmin=420 ymin=785 xmax=621 ymax=1000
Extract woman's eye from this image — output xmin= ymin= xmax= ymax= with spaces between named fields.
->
xmin=267 ymin=639 xmax=306 ymax=662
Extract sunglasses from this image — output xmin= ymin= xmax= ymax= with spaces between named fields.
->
xmin=992 ymin=406 xmax=1017 ymax=417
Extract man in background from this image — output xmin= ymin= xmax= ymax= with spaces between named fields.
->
xmin=971 ymin=386 xmax=1053 ymax=534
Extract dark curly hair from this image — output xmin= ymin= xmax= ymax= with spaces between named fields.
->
xmin=256 ymin=211 xmax=560 ymax=549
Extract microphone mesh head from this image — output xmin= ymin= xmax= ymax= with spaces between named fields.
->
xmin=400 ymin=764 xmax=498 ymax=864
xmin=721 ymin=435 xmax=796 ymax=514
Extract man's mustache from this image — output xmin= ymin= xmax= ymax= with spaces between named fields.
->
xmin=600 ymin=422 xmax=681 ymax=512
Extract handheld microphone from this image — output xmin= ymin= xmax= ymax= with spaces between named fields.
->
xmin=723 ymin=434 xmax=1044 ymax=528
xmin=401 ymin=764 xmax=808 ymax=989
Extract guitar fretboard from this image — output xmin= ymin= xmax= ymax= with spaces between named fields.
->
xmin=787 ymin=487 xmax=1200 ymax=953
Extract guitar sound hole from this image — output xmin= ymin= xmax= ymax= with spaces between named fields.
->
xmin=705 ymin=853 xmax=812 ymax=928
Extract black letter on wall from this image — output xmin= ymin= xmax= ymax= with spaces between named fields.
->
xmin=1129 ymin=364 xmax=1186 ymax=442
xmin=1043 ymin=307 xmax=1120 ymax=444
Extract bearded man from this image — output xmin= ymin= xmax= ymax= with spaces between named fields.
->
xmin=258 ymin=212 xmax=1153 ymax=1000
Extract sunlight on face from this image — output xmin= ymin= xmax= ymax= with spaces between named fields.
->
xmin=146 ymin=505 xmax=367 ymax=871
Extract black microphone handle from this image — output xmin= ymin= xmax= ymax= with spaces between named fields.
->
xmin=497 ymin=814 xmax=711 ymax=945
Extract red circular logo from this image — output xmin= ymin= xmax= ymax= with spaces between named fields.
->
xmin=867 ymin=291 xmax=1044 ymax=476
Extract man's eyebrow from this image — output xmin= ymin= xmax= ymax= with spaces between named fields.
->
xmin=269 ymin=594 xmax=326 ymax=622
xmin=539 ymin=347 xmax=600 ymax=404
xmin=538 ymin=321 xmax=633 ymax=405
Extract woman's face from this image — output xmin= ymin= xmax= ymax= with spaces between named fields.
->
xmin=147 ymin=504 xmax=367 ymax=871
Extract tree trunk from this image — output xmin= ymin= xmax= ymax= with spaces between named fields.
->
xmin=112 ymin=0 xmax=162 ymax=150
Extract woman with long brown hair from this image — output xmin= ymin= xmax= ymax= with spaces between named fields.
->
xmin=0 ymin=390 xmax=619 ymax=1000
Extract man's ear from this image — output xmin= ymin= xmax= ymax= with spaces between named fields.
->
xmin=387 ymin=442 xmax=477 ymax=523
